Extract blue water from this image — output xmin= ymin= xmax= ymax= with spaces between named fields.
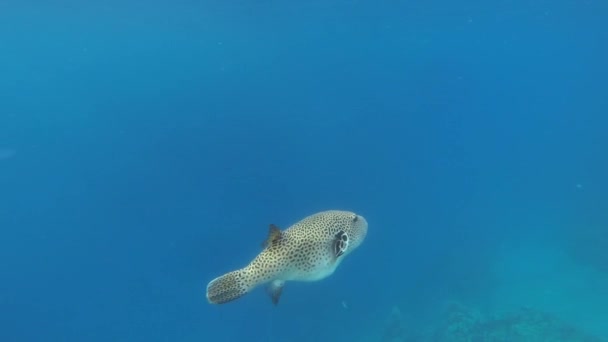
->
xmin=1 ymin=1 xmax=607 ymax=341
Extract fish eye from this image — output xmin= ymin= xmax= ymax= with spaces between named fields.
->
xmin=352 ymin=215 xmax=358 ymax=222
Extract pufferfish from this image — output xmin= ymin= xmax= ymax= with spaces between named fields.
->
xmin=206 ymin=210 xmax=368 ymax=305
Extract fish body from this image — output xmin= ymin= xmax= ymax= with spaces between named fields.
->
xmin=206 ymin=210 xmax=368 ymax=305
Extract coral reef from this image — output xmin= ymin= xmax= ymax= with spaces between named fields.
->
xmin=380 ymin=301 xmax=604 ymax=342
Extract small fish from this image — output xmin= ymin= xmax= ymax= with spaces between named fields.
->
xmin=206 ymin=210 xmax=368 ymax=305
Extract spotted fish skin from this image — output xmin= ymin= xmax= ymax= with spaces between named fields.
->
xmin=206 ymin=210 xmax=368 ymax=305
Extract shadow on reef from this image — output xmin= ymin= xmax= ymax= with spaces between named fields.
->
xmin=380 ymin=301 xmax=605 ymax=342
xmin=565 ymin=225 xmax=608 ymax=273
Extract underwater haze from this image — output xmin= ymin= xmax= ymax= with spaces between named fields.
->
xmin=1 ymin=0 xmax=607 ymax=341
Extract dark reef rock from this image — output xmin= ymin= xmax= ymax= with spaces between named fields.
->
xmin=566 ymin=226 xmax=608 ymax=273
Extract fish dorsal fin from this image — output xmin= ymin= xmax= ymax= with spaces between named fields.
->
xmin=262 ymin=224 xmax=283 ymax=248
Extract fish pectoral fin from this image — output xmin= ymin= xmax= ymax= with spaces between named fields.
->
xmin=333 ymin=230 xmax=349 ymax=259
xmin=262 ymin=224 xmax=283 ymax=248
xmin=266 ymin=280 xmax=285 ymax=306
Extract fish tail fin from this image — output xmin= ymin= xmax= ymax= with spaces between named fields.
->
xmin=206 ymin=268 xmax=256 ymax=304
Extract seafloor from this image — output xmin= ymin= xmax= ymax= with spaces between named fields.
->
xmin=364 ymin=233 xmax=608 ymax=342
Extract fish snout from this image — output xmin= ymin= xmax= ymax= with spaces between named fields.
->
xmin=351 ymin=214 xmax=368 ymax=247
